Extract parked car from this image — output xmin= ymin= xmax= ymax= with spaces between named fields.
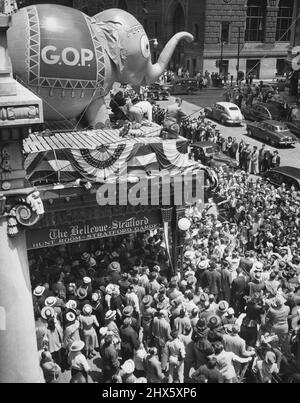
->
xmin=146 ymin=83 xmax=170 ymax=101
xmin=169 ymin=78 xmax=199 ymax=95
xmin=191 ymin=141 xmax=238 ymax=171
xmin=242 ymin=101 xmax=286 ymax=122
xmin=285 ymin=119 xmax=300 ymax=138
xmin=263 ymin=166 xmax=300 ymax=190
xmin=246 ymin=120 xmax=298 ymax=147
xmin=204 ymin=102 xmax=244 ymax=126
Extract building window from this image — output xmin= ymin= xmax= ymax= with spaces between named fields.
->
xmin=276 ymin=59 xmax=286 ymax=76
xmin=276 ymin=0 xmax=294 ymax=42
xmin=118 ymin=0 xmax=128 ymax=11
xmin=245 ymin=0 xmax=266 ymax=42
xmin=221 ymin=22 xmax=230 ymax=43
xmin=194 ymin=24 xmax=199 ymax=42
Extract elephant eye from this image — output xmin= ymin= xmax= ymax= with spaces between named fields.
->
xmin=141 ymin=35 xmax=150 ymax=59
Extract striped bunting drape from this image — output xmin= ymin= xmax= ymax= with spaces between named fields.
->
xmin=25 ymin=139 xmax=189 ymax=184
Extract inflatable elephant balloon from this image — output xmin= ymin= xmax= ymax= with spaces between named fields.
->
xmin=7 ymin=4 xmax=193 ymax=129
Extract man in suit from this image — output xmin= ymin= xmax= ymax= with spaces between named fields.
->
xmin=119 ymin=317 xmax=140 ymax=361
xmin=258 ymin=144 xmax=266 ymax=173
xmin=230 ymin=267 xmax=249 ymax=315
xmin=250 ymin=146 xmax=259 ymax=175
xmin=244 ymin=144 xmax=252 ymax=173
xmin=271 ymin=150 xmax=280 ymax=168
xmin=203 ymin=262 xmax=222 ymax=301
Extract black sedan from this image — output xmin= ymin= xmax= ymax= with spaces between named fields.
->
xmin=285 ymin=120 xmax=300 ymax=138
xmin=246 ymin=120 xmax=298 ymax=147
xmin=263 ymin=166 xmax=300 ymax=190
xmin=241 ymin=101 xmax=284 ymax=122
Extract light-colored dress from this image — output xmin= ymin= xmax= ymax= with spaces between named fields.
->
xmin=79 ymin=315 xmax=99 ymax=352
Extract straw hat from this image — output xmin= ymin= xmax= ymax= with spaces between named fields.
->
xmin=70 ymin=340 xmax=85 ymax=352
xmin=44 ymin=296 xmax=57 ymax=307
xmin=66 ymin=300 xmax=77 ymax=310
xmin=83 ymin=277 xmax=92 ymax=285
xmin=41 ymin=306 xmax=55 ymax=320
xmin=66 ymin=311 xmax=76 ymax=323
xmin=121 ymin=359 xmax=135 ymax=375
xmin=76 ymin=287 xmax=88 ymax=300
xmin=105 ymin=310 xmax=116 ymax=321
xmin=33 ymin=286 xmax=45 ymax=297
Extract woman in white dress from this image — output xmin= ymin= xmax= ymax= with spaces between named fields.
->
xmin=79 ymin=304 xmax=99 ymax=359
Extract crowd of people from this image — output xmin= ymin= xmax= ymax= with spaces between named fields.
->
xmin=30 ymin=164 xmax=300 ymax=384
xmin=27 ymin=65 xmax=300 ymax=384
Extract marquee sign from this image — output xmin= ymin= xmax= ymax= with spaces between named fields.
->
xmin=26 ymin=210 xmax=162 ymax=250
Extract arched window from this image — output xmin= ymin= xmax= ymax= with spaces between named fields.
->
xmin=245 ymin=0 xmax=266 ymax=42
xmin=276 ymin=0 xmax=294 ymax=41
xmin=173 ymin=3 xmax=185 ymax=35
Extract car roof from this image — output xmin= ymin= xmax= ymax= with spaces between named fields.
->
xmin=263 ymin=120 xmax=287 ymax=127
xmin=268 ymin=166 xmax=300 ymax=180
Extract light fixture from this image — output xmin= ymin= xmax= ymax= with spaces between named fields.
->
xmin=178 ymin=217 xmax=191 ymax=231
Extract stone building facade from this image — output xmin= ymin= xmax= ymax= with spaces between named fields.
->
xmin=202 ymin=0 xmax=297 ymax=79
xmin=17 ymin=0 xmax=298 ymax=79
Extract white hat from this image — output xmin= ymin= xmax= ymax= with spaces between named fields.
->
xmin=83 ymin=277 xmax=91 ymax=284
xmin=66 ymin=311 xmax=76 ymax=322
xmin=91 ymin=293 xmax=99 ymax=302
xmin=226 ymin=308 xmax=235 ymax=316
xmin=82 ymin=304 xmax=93 ymax=315
xmin=33 ymin=286 xmax=45 ymax=297
xmin=121 ymin=359 xmax=135 ymax=374
xmin=106 ymin=284 xmax=115 ymax=295
xmin=99 ymin=327 xmax=108 ymax=337
xmin=66 ymin=300 xmax=77 ymax=310
xmin=70 ymin=340 xmax=85 ymax=352
xmin=105 ymin=310 xmax=116 ymax=321
xmin=41 ymin=306 xmax=55 ymax=320
xmin=44 ymin=296 xmax=57 ymax=307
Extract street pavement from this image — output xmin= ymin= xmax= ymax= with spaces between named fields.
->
xmin=158 ymin=88 xmax=300 ymax=170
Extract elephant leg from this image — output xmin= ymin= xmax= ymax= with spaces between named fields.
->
xmin=84 ymin=97 xmax=111 ymax=129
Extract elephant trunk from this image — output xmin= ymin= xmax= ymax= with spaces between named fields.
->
xmin=146 ymin=32 xmax=194 ymax=84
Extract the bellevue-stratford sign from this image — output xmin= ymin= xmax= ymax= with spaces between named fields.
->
xmin=26 ymin=212 xmax=162 ymax=250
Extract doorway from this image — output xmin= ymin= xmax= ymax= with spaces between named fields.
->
xmin=246 ymin=59 xmax=261 ymax=79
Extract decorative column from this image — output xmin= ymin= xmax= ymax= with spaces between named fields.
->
xmin=0 ymin=4 xmax=44 ymax=383
xmin=172 ymin=206 xmax=186 ymax=277
xmin=161 ymin=207 xmax=174 ymax=277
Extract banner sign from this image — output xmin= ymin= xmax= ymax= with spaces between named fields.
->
xmin=26 ymin=210 xmax=162 ymax=250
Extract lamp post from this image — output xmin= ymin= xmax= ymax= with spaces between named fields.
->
xmin=219 ymin=39 xmax=225 ymax=75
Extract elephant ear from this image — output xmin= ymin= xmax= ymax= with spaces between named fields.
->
xmin=93 ymin=21 xmax=126 ymax=73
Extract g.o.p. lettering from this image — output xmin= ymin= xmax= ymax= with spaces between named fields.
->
xmin=41 ymin=46 xmax=94 ymax=67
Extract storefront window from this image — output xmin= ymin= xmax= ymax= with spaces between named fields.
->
xmin=245 ymin=0 xmax=266 ymax=42
xmin=276 ymin=0 xmax=294 ymax=41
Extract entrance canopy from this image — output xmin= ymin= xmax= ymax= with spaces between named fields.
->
xmin=24 ymin=125 xmax=192 ymax=184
